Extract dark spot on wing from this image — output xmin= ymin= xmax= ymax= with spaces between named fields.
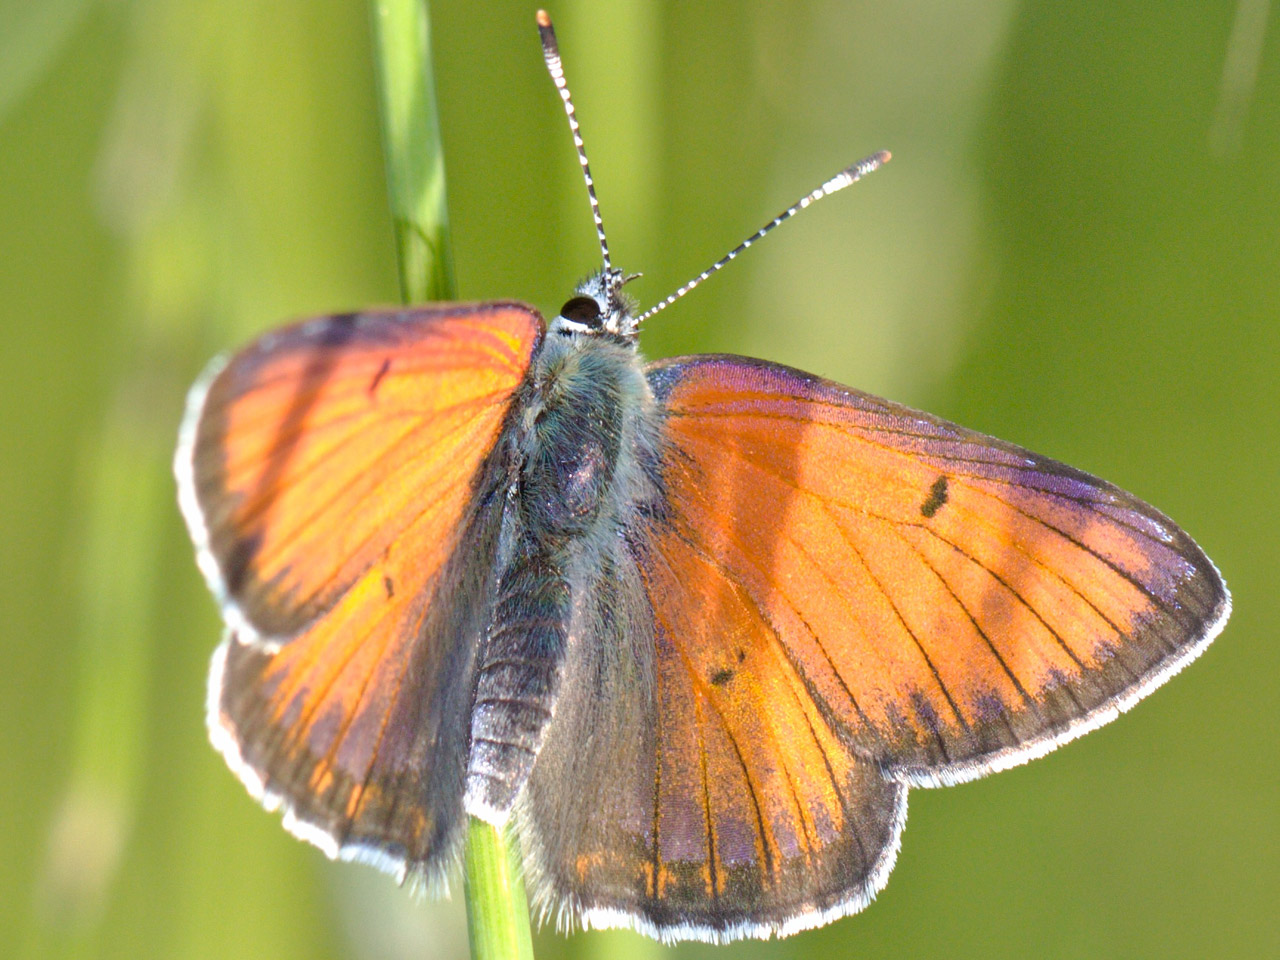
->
xmin=224 ymin=533 xmax=263 ymax=593
xmin=383 ymin=576 xmax=395 ymax=599
xmin=920 ymin=475 xmax=949 ymax=518
xmin=710 ymin=668 xmax=734 ymax=686
xmin=911 ymin=690 xmax=942 ymax=733
xmin=973 ymin=691 xmax=1008 ymax=722
xmin=736 ymin=649 xmax=746 ymax=663
xmin=368 ymin=358 xmax=391 ymax=395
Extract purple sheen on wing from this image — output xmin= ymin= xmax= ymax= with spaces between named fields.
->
xmin=307 ymin=701 xmax=346 ymax=755
xmin=715 ymin=815 xmax=759 ymax=867
xmin=807 ymin=796 xmax=842 ymax=845
xmin=972 ymin=691 xmax=1010 ymax=723
xmin=938 ymin=462 xmax=1118 ymax=502
xmin=1094 ymin=502 xmax=1177 ymax=543
xmin=658 ymin=793 xmax=708 ymax=863
xmin=963 ymin=477 xmax=1192 ymax=604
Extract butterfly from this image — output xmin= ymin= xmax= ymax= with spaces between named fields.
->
xmin=176 ymin=10 xmax=1230 ymax=946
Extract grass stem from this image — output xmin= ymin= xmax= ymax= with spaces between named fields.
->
xmin=369 ymin=3 xmax=534 ymax=957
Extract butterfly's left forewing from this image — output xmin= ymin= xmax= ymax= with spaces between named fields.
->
xmin=643 ymin=355 xmax=1229 ymax=785
xmin=179 ymin=304 xmax=540 ymax=641
xmin=180 ymin=303 xmax=543 ymax=883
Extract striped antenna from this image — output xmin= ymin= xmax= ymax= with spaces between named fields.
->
xmin=537 ymin=10 xmax=613 ymax=275
xmin=634 ymin=150 xmax=892 ymax=326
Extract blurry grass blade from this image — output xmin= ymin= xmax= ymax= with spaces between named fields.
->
xmin=370 ymin=3 xmax=534 ymax=955
xmin=370 ymin=0 xmax=457 ymax=302
xmin=1209 ymin=0 xmax=1271 ymax=157
xmin=31 ymin=383 xmax=169 ymax=940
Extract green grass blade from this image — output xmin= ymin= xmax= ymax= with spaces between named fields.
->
xmin=369 ymin=2 xmax=533 ymax=957
xmin=464 ymin=819 xmax=536 ymax=960
xmin=370 ymin=0 xmax=457 ymax=303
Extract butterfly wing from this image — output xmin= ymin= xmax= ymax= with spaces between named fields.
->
xmin=518 ymin=352 xmax=1228 ymax=942
xmin=178 ymin=303 xmax=541 ymax=641
xmin=643 ymin=355 xmax=1228 ymax=785
xmin=519 ymin=536 xmax=907 ymax=942
xmin=178 ymin=303 xmax=543 ymax=881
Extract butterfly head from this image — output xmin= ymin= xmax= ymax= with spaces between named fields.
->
xmin=550 ymin=267 xmax=643 ymax=340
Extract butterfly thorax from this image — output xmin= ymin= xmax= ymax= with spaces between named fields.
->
xmin=517 ymin=330 xmax=645 ymax=532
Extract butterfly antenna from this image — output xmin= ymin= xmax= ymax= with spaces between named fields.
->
xmin=634 ymin=150 xmax=892 ymax=326
xmin=537 ymin=10 xmax=613 ymax=276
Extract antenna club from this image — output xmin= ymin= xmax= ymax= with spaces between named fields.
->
xmin=536 ymin=9 xmax=552 ymax=28
xmin=877 ymin=150 xmax=892 ymax=164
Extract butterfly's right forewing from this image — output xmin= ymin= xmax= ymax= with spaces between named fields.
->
xmin=641 ymin=354 xmax=1228 ymax=787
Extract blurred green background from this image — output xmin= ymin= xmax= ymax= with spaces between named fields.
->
xmin=3 ymin=1 xmax=1276 ymax=958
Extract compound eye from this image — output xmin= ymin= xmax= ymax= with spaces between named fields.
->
xmin=559 ymin=296 xmax=602 ymax=327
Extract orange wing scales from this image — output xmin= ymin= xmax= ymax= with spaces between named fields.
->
xmin=184 ymin=305 xmax=540 ymax=641
xmin=645 ymin=355 xmax=1228 ymax=780
xmin=189 ymin=303 xmax=544 ymax=883
xmin=644 ymin=534 xmax=858 ymax=878
xmin=547 ymin=519 xmax=907 ymax=941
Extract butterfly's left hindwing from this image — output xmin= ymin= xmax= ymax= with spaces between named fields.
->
xmin=181 ymin=304 xmax=543 ymax=883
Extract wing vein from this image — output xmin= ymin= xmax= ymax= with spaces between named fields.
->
xmin=876 ymin=513 xmax=1040 ymax=712
xmin=645 ymin=538 xmax=777 ymax=879
xmin=695 ymin=695 xmax=719 ymax=902
xmin=666 ymin=506 xmax=878 ymax=735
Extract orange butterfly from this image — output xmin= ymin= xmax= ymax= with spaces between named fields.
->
xmin=177 ymin=11 xmax=1229 ymax=944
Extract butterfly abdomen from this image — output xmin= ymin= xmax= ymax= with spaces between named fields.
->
xmin=466 ymin=534 xmax=571 ymax=820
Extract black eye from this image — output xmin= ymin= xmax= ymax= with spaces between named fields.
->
xmin=559 ymin=296 xmax=602 ymax=327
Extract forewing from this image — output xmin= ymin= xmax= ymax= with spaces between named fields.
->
xmin=187 ymin=303 xmax=542 ymax=881
xmin=177 ymin=303 xmax=542 ymax=641
xmin=645 ymin=355 xmax=1229 ymax=787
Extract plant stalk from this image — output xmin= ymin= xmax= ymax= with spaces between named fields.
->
xmin=369 ymin=2 xmax=534 ymax=958
xmin=370 ymin=0 xmax=457 ymax=303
